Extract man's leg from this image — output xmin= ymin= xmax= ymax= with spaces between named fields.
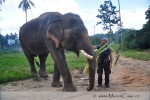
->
xmin=104 ymin=62 xmax=111 ymax=88
xmin=105 ymin=74 xmax=109 ymax=87
xmin=97 ymin=63 xmax=103 ymax=87
xmin=98 ymin=74 xmax=102 ymax=86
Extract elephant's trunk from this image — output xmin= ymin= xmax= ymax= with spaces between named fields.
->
xmin=79 ymin=46 xmax=96 ymax=91
xmin=87 ymin=56 xmax=96 ymax=91
xmin=77 ymin=37 xmax=96 ymax=91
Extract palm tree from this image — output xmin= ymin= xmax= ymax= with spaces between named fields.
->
xmin=18 ymin=0 xmax=35 ymax=22
xmin=0 ymin=0 xmax=5 ymax=5
xmin=0 ymin=0 xmax=5 ymax=11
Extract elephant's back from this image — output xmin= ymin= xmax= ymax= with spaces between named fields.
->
xmin=19 ymin=12 xmax=62 ymax=54
xmin=38 ymin=12 xmax=62 ymax=19
xmin=38 ymin=12 xmax=62 ymax=30
xmin=19 ymin=12 xmax=62 ymax=36
xmin=19 ymin=19 xmax=49 ymax=55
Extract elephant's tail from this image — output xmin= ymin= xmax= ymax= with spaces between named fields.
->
xmin=34 ymin=58 xmax=40 ymax=67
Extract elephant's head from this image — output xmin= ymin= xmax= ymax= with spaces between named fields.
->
xmin=47 ymin=13 xmax=96 ymax=91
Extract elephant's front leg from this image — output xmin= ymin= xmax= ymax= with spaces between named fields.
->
xmin=38 ymin=55 xmax=48 ymax=78
xmin=51 ymin=63 xmax=63 ymax=87
xmin=50 ymin=49 xmax=77 ymax=92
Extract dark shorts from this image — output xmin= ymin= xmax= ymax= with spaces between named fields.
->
xmin=97 ymin=61 xmax=111 ymax=75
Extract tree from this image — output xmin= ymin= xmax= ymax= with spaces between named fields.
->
xmin=145 ymin=5 xmax=150 ymax=21
xmin=18 ymin=0 xmax=35 ymax=22
xmin=4 ymin=33 xmax=19 ymax=48
xmin=117 ymin=0 xmax=124 ymax=50
xmin=90 ymin=34 xmax=107 ymax=45
xmin=123 ymin=29 xmax=138 ymax=49
xmin=96 ymin=0 xmax=120 ymax=42
xmin=0 ymin=0 xmax=5 ymax=4
xmin=0 ymin=34 xmax=6 ymax=51
xmin=143 ymin=5 xmax=150 ymax=31
xmin=0 ymin=0 xmax=5 ymax=11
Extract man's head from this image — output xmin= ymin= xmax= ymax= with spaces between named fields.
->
xmin=101 ymin=37 xmax=108 ymax=45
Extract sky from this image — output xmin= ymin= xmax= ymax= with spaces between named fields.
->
xmin=0 ymin=0 xmax=149 ymax=36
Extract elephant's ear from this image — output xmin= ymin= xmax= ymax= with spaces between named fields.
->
xmin=47 ymin=20 xmax=63 ymax=48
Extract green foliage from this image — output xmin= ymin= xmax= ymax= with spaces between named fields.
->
xmin=0 ymin=0 xmax=5 ymax=11
xmin=143 ymin=20 xmax=150 ymax=31
xmin=145 ymin=5 xmax=150 ymax=21
xmin=18 ymin=0 xmax=35 ymax=12
xmin=114 ymin=27 xmax=150 ymax=50
xmin=122 ymin=49 xmax=150 ymax=61
xmin=123 ymin=29 xmax=138 ymax=49
xmin=96 ymin=0 xmax=120 ymax=31
xmin=0 ymin=0 xmax=5 ymax=4
xmin=111 ymin=5 xmax=150 ymax=50
xmin=0 ymin=33 xmax=20 ymax=52
xmin=18 ymin=0 xmax=35 ymax=22
xmin=136 ymin=28 xmax=150 ymax=49
xmin=90 ymin=34 xmax=107 ymax=45
xmin=96 ymin=0 xmax=120 ymax=42
xmin=0 ymin=34 xmax=6 ymax=50
xmin=0 ymin=47 xmax=21 ymax=54
xmin=0 ymin=52 xmax=87 ymax=83
xmin=5 ymin=33 xmax=18 ymax=40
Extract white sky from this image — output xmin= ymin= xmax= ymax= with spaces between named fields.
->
xmin=0 ymin=0 xmax=149 ymax=36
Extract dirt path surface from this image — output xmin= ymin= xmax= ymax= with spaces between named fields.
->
xmin=0 ymin=56 xmax=150 ymax=100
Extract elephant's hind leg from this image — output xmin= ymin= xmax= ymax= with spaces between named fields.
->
xmin=25 ymin=54 xmax=37 ymax=77
xmin=38 ymin=54 xmax=48 ymax=78
xmin=20 ymin=41 xmax=37 ymax=77
xmin=51 ymin=62 xmax=63 ymax=87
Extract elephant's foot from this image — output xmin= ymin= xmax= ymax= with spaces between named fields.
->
xmin=63 ymin=84 xmax=77 ymax=92
xmin=39 ymin=70 xmax=48 ymax=78
xmin=51 ymin=81 xmax=63 ymax=87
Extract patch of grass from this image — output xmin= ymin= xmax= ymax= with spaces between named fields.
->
xmin=65 ymin=52 xmax=87 ymax=70
xmin=0 ymin=52 xmax=87 ymax=84
xmin=121 ymin=49 xmax=150 ymax=61
xmin=0 ymin=53 xmax=31 ymax=83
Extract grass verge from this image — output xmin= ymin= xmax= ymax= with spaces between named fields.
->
xmin=121 ymin=49 xmax=150 ymax=61
xmin=0 ymin=52 xmax=87 ymax=84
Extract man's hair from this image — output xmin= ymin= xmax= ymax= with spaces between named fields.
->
xmin=102 ymin=37 xmax=108 ymax=42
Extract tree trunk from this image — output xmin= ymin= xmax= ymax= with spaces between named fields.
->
xmin=118 ymin=0 xmax=124 ymax=50
xmin=25 ymin=10 xmax=27 ymax=23
xmin=109 ymin=23 xmax=113 ymax=42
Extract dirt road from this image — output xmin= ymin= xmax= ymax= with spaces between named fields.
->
xmin=0 ymin=56 xmax=150 ymax=100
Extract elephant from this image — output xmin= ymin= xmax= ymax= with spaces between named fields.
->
xmin=19 ymin=12 xmax=96 ymax=91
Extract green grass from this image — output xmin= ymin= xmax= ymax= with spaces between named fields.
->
xmin=0 ymin=53 xmax=30 ymax=83
xmin=121 ymin=49 xmax=150 ymax=61
xmin=65 ymin=52 xmax=87 ymax=70
xmin=1 ymin=49 xmax=149 ymax=84
xmin=0 ymin=52 xmax=87 ymax=84
xmin=1 ymin=47 xmax=149 ymax=84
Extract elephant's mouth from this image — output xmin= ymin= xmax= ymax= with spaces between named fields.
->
xmin=80 ymin=50 xmax=93 ymax=59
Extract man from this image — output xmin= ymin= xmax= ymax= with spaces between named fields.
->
xmin=95 ymin=37 xmax=113 ymax=88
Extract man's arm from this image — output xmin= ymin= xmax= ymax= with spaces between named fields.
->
xmin=93 ymin=45 xmax=101 ymax=49
xmin=93 ymin=46 xmax=97 ymax=49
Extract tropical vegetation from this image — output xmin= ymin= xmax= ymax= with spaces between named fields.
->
xmin=18 ymin=0 xmax=35 ymax=22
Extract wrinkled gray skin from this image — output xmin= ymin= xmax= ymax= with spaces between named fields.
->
xmin=19 ymin=12 xmax=96 ymax=91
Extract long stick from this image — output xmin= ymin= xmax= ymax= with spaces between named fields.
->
xmin=114 ymin=53 xmax=120 ymax=67
xmin=95 ymin=42 xmax=109 ymax=55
